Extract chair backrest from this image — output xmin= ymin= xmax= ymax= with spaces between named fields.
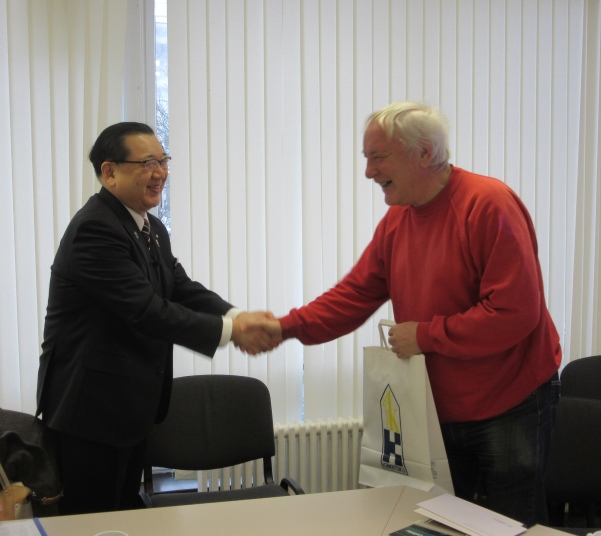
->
xmin=559 ymin=355 xmax=601 ymax=400
xmin=545 ymin=355 xmax=601 ymax=503
xmin=145 ymin=375 xmax=276 ymax=472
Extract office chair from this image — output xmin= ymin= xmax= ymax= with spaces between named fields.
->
xmin=545 ymin=355 xmax=601 ymax=528
xmin=141 ymin=375 xmax=304 ymax=507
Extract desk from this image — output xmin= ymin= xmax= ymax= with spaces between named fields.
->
xmin=38 ymin=486 xmax=569 ymax=536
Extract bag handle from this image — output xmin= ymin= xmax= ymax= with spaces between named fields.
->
xmin=378 ymin=319 xmax=396 ymax=349
xmin=0 ymin=460 xmax=11 ymax=490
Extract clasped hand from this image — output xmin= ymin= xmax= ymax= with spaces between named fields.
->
xmin=387 ymin=321 xmax=421 ymax=359
xmin=232 ymin=312 xmax=283 ymax=355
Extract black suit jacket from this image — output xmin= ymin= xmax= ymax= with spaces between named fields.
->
xmin=36 ymin=188 xmax=233 ymax=447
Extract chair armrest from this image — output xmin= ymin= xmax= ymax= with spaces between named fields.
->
xmin=279 ymin=477 xmax=305 ymax=495
xmin=139 ymin=491 xmax=153 ymax=508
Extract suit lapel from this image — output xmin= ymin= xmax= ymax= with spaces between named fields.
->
xmin=98 ymin=188 xmax=164 ymax=295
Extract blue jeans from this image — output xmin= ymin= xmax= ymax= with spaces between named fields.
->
xmin=440 ymin=375 xmax=558 ymax=527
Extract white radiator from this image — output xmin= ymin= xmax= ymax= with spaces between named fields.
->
xmin=274 ymin=418 xmax=364 ymax=493
xmin=184 ymin=418 xmax=364 ymax=494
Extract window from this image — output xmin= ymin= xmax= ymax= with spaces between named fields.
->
xmin=155 ymin=0 xmax=170 ymax=233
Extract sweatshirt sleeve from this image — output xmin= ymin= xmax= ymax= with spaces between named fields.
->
xmin=280 ymin=231 xmax=390 ymax=345
xmin=415 ymin=188 xmax=544 ymax=358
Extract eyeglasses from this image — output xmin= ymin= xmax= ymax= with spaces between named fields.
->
xmin=114 ymin=156 xmax=171 ymax=171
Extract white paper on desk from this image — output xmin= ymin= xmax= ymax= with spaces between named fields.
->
xmin=0 ymin=519 xmax=44 ymax=536
xmin=415 ymin=494 xmax=526 ymax=536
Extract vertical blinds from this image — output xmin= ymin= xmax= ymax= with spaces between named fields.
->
xmin=1 ymin=0 xmax=599 ymax=419
xmin=166 ymin=0 xmax=598 ymax=423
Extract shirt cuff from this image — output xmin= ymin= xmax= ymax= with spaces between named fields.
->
xmin=415 ymin=321 xmax=433 ymax=353
xmin=219 ymin=308 xmax=243 ymax=346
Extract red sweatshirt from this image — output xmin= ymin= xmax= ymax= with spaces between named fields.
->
xmin=280 ymin=166 xmax=561 ymax=423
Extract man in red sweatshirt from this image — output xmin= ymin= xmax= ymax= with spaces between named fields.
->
xmin=268 ymin=101 xmax=561 ymax=527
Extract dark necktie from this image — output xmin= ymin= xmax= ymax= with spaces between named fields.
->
xmin=142 ymin=218 xmax=151 ymax=250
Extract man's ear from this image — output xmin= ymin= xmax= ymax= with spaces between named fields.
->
xmin=100 ymin=162 xmax=116 ymax=185
xmin=418 ymin=142 xmax=434 ymax=168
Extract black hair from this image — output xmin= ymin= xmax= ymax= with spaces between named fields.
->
xmin=88 ymin=122 xmax=155 ymax=177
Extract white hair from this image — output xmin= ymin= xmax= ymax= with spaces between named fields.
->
xmin=367 ymin=101 xmax=450 ymax=170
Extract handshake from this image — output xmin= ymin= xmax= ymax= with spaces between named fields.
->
xmin=231 ymin=311 xmax=283 ymax=356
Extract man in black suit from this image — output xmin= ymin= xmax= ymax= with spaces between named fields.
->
xmin=36 ymin=122 xmax=278 ymax=515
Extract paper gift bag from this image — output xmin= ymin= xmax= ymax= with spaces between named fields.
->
xmin=359 ymin=320 xmax=454 ymax=494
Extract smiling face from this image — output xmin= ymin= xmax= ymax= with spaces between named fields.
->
xmin=363 ymin=121 xmax=425 ymax=207
xmin=363 ymin=120 xmax=447 ymax=207
xmin=100 ymin=133 xmax=168 ymax=216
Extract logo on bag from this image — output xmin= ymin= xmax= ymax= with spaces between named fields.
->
xmin=380 ymin=384 xmax=408 ymax=475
